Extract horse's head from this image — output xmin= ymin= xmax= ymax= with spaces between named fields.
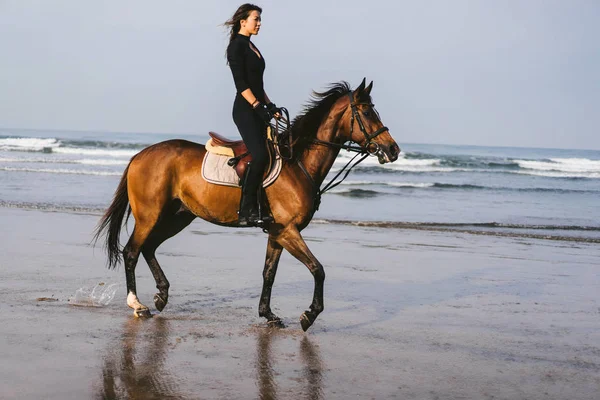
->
xmin=337 ymin=78 xmax=400 ymax=164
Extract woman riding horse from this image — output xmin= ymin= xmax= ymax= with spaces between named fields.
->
xmin=94 ymin=79 xmax=399 ymax=331
xmin=225 ymin=4 xmax=280 ymax=227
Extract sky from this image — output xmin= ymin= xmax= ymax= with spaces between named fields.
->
xmin=1 ymin=0 xmax=599 ymax=149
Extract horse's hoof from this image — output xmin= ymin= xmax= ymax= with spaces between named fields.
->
xmin=154 ymin=293 xmax=167 ymax=312
xmin=300 ymin=312 xmax=312 ymax=332
xmin=133 ymin=308 xmax=152 ymax=318
xmin=267 ymin=318 xmax=285 ymax=329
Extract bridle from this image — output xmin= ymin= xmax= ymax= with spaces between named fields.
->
xmin=311 ymin=92 xmax=389 ymax=156
xmin=297 ymin=92 xmax=390 ymax=215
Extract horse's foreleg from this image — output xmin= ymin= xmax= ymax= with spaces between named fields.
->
xmin=142 ymin=209 xmax=195 ymax=312
xmin=259 ymin=236 xmax=283 ymax=324
xmin=278 ymin=228 xmax=325 ymax=332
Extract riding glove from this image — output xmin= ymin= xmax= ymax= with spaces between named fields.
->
xmin=254 ymin=103 xmax=273 ymax=123
xmin=266 ymin=102 xmax=281 ymax=116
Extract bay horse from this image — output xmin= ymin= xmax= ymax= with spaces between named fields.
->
xmin=93 ymin=79 xmax=400 ymax=331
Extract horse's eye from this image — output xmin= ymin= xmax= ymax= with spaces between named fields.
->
xmin=362 ymin=110 xmax=371 ymax=117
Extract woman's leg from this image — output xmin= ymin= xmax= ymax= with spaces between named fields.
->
xmin=233 ymin=98 xmax=269 ymax=225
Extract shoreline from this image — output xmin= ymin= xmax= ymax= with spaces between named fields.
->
xmin=1 ymin=203 xmax=599 ymax=244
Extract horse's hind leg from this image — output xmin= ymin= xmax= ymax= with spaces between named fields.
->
xmin=277 ymin=228 xmax=325 ymax=332
xmin=258 ymin=236 xmax=283 ymax=324
xmin=142 ymin=207 xmax=195 ymax=312
xmin=123 ymin=222 xmax=157 ymax=318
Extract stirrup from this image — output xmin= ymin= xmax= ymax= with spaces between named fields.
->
xmin=238 ymin=212 xmax=272 ymax=228
xmin=256 ymin=186 xmax=273 ymax=228
xmin=238 ymin=214 xmax=262 ymax=227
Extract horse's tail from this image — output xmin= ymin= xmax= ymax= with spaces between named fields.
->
xmin=93 ymin=164 xmax=131 ymax=269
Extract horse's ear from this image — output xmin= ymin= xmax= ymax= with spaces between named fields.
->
xmin=353 ymin=78 xmax=366 ymax=99
xmin=365 ymin=80 xmax=373 ymax=95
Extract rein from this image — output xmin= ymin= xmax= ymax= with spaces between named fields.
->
xmin=297 ymin=151 xmax=369 ymax=213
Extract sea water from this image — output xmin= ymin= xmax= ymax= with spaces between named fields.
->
xmin=1 ymin=128 xmax=599 ymax=242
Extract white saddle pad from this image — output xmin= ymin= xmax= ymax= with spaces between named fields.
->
xmin=201 ymin=150 xmax=282 ymax=188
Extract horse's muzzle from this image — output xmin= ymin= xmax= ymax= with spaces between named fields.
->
xmin=388 ymin=143 xmax=400 ymax=162
xmin=375 ymin=142 xmax=400 ymax=164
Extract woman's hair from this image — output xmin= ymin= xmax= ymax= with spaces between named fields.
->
xmin=224 ymin=4 xmax=263 ymax=44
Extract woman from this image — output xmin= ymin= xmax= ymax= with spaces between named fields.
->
xmin=225 ymin=4 xmax=279 ymax=227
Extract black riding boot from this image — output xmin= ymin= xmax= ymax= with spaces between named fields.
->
xmin=256 ymin=186 xmax=273 ymax=226
xmin=238 ymin=163 xmax=260 ymax=227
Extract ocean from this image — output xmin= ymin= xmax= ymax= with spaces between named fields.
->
xmin=1 ymin=128 xmax=599 ymax=243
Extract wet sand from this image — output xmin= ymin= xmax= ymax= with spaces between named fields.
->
xmin=0 ymin=207 xmax=599 ymax=399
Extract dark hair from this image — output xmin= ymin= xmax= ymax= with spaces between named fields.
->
xmin=224 ymin=4 xmax=263 ymax=44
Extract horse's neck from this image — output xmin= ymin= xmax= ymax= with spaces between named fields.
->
xmin=299 ymin=118 xmax=342 ymax=188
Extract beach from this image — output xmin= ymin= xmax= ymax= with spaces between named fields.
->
xmin=2 ymin=1 xmax=600 ymax=398
xmin=1 ymin=207 xmax=598 ymax=399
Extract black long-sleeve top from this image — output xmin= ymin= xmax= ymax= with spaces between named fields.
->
xmin=227 ymin=33 xmax=266 ymax=103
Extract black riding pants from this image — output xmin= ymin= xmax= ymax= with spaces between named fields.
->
xmin=232 ymin=95 xmax=268 ymax=198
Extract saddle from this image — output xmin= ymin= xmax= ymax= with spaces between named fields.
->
xmin=207 ymin=132 xmax=252 ymax=179
xmin=204 ymin=112 xmax=291 ymax=185
xmin=204 ymin=130 xmax=281 ymax=189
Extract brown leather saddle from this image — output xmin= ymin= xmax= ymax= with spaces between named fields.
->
xmin=208 ymin=132 xmax=272 ymax=179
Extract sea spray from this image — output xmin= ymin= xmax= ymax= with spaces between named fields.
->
xmin=70 ymin=282 xmax=119 ymax=307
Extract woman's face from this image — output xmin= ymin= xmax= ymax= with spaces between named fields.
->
xmin=240 ymin=10 xmax=261 ymax=36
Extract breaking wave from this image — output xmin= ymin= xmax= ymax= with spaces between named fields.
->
xmin=0 ymin=136 xmax=143 ymax=158
xmin=330 ymin=150 xmax=600 ymax=178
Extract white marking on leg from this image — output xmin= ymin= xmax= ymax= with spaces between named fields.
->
xmin=127 ymin=291 xmax=141 ymax=309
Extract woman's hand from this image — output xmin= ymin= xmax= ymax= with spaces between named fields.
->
xmin=267 ymin=102 xmax=281 ymax=119
xmin=254 ymin=103 xmax=274 ymax=123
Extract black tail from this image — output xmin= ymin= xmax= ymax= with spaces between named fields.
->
xmin=93 ymin=164 xmax=131 ymax=269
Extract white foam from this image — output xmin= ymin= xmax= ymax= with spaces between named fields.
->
xmin=515 ymin=158 xmax=600 ymax=173
xmin=0 ymin=166 xmax=121 ymax=176
xmin=336 ymin=153 xmax=439 ymax=166
xmin=336 ymin=180 xmax=376 ymax=185
xmin=512 ymin=170 xmax=600 ymax=179
xmin=0 ymin=137 xmax=60 ymax=152
xmin=394 ymin=158 xmax=441 ymax=167
xmin=0 ymin=137 xmax=138 ymax=158
xmin=383 ymin=165 xmax=465 ymax=172
xmin=550 ymin=158 xmax=600 ymax=171
xmin=333 ymin=152 xmax=451 ymax=173
xmin=387 ymin=182 xmax=435 ymax=188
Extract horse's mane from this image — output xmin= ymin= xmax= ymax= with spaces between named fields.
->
xmin=290 ymin=81 xmax=352 ymax=160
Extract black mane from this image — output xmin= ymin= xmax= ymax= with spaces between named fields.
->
xmin=290 ymin=81 xmax=352 ymax=160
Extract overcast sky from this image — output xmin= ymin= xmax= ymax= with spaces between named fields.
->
xmin=1 ymin=1 xmax=599 ymax=149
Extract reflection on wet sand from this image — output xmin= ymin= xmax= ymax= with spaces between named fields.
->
xmin=256 ymin=328 xmax=324 ymax=400
xmin=97 ymin=318 xmax=183 ymax=400
xmin=256 ymin=328 xmax=277 ymax=400
xmin=96 ymin=318 xmax=323 ymax=399
xmin=299 ymin=336 xmax=324 ymax=400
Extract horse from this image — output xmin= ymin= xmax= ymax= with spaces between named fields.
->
xmin=93 ymin=78 xmax=400 ymax=331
